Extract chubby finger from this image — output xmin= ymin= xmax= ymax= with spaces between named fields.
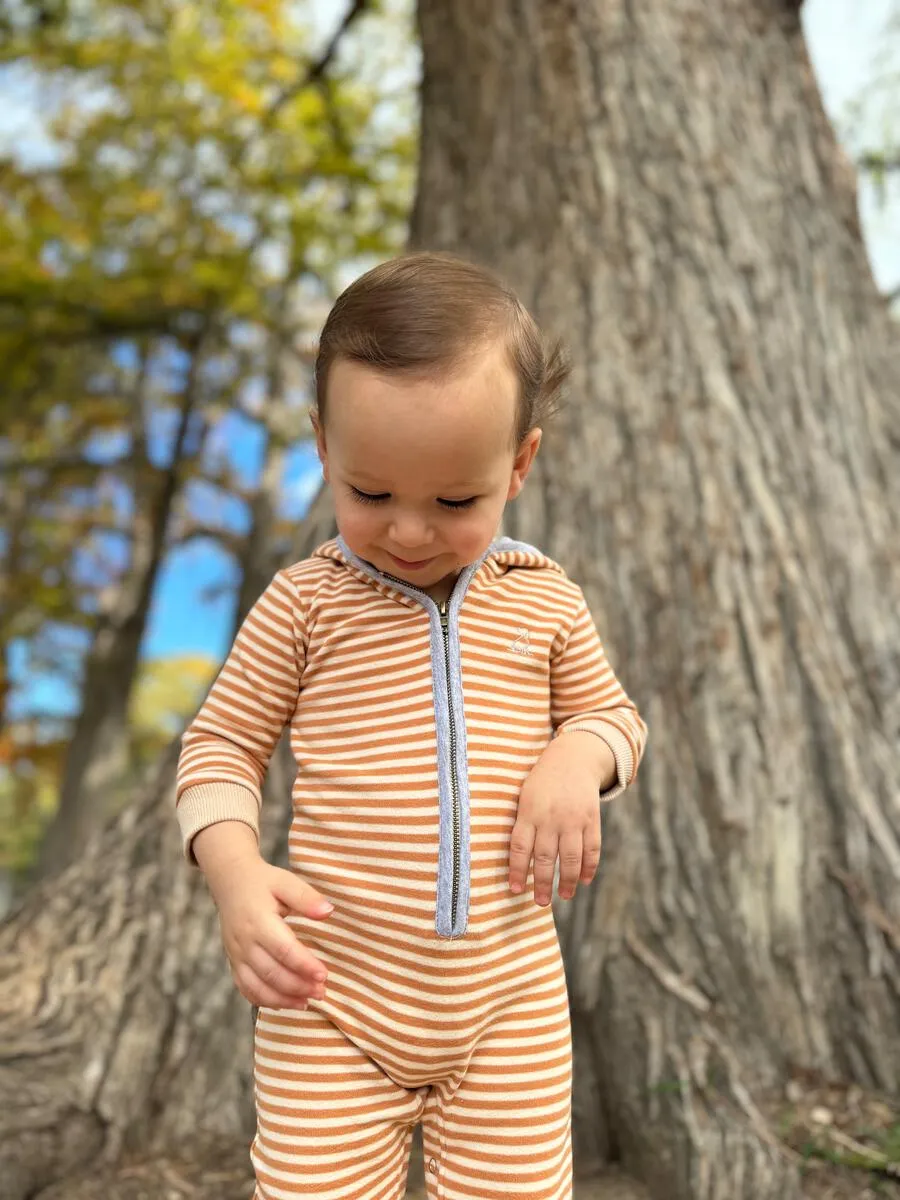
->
xmin=234 ymin=963 xmax=309 ymax=1012
xmin=581 ymin=818 xmax=602 ymax=884
xmin=532 ymin=830 xmax=559 ymax=907
xmin=557 ymin=830 xmax=584 ymax=900
xmin=246 ymin=943 xmax=327 ymax=1003
xmin=263 ymin=918 xmax=329 ymax=984
xmin=508 ymin=819 xmax=536 ymax=894
xmin=271 ymin=868 xmax=335 ymax=920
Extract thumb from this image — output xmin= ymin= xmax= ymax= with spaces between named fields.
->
xmin=270 ymin=867 xmax=335 ymax=920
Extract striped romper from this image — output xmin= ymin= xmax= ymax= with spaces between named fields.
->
xmin=176 ymin=537 xmax=647 ymax=1200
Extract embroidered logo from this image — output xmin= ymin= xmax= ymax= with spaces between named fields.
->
xmin=509 ymin=628 xmax=533 ymax=657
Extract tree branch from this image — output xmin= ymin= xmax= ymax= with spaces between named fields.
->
xmin=0 ymin=295 xmax=200 ymax=342
xmin=127 ymin=343 xmax=151 ymax=477
xmin=624 ymin=929 xmax=713 ymax=1014
xmin=171 ymin=523 xmax=245 ymax=558
xmin=0 ymin=455 xmax=118 ymax=478
xmin=267 ymin=0 xmax=372 ymax=122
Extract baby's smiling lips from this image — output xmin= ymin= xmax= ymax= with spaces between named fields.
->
xmin=388 ymin=552 xmax=435 ymax=571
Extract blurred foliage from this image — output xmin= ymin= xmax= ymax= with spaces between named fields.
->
xmin=0 ymin=728 xmax=61 ymax=876
xmin=129 ymin=653 xmax=220 ymax=765
xmin=843 ymin=2 xmax=900 ymax=306
xmin=0 ymin=0 xmax=416 ymax=876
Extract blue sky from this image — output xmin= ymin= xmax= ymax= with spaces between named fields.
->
xmin=141 ymin=436 xmax=323 ymax=662
xmin=6 ymin=0 xmax=899 ymax=720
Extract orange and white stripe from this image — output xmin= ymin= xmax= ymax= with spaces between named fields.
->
xmin=176 ymin=537 xmax=646 ymax=1198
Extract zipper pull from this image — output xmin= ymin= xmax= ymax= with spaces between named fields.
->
xmin=438 ymin=599 xmax=449 ymax=629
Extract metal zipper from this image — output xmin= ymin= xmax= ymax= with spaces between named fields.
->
xmin=438 ymin=599 xmax=462 ymax=931
xmin=381 ymin=570 xmax=464 ymax=936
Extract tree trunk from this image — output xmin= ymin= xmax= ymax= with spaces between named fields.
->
xmin=412 ymin=1 xmax=900 ymax=1197
xmin=35 ymin=349 xmax=204 ymax=881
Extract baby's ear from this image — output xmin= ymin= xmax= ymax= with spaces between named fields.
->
xmin=508 ymin=428 xmax=542 ymax=499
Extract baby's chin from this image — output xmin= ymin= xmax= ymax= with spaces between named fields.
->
xmin=342 ymin=537 xmax=479 ymax=592
xmin=374 ymin=552 xmax=464 ymax=595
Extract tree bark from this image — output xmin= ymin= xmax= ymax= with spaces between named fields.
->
xmin=411 ymin=1 xmax=900 ymax=1197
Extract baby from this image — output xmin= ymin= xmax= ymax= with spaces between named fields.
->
xmin=176 ymin=252 xmax=647 ymax=1200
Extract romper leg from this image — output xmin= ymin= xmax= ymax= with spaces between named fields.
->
xmin=252 ymin=1005 xmax=426 ymax=1200
xmin=420 ymin=966 xmax=573 ymax=1200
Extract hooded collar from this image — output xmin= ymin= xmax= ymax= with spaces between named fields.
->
xmin=311 ymin=536 xmax=563 ymax=607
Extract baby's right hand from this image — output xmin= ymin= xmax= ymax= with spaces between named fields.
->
xmin=212 ymin=855 xmax=334 ymax=1011
xmin=192 ymin=821 xmax=334 ymax=1010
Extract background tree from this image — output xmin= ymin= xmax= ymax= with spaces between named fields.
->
xmin=0 ymin=0 xmax=413 ymax=882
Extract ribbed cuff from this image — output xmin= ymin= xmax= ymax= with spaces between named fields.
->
xmin=556 ymin=722 xmax=634 ymax=801
xmin=176 ymin=783 xmax=261 ymax=863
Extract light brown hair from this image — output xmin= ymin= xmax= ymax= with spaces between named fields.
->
xmin=314 ymin=251 xmax=569 ymax=444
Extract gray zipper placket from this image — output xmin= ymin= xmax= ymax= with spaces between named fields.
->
xmin=334 ymin=538 xmax=483 ymax=939
xmin=435 ymin=601 xmax=458 ymax=920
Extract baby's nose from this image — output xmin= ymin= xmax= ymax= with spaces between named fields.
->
xmin=389 ymin=512 xmax=431 ymax=548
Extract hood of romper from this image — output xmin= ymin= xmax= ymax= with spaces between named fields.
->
xmin=312 ymin=536 xmax=567 ymax=578
xmin=478 ymin=536 xmax=567 ymax=576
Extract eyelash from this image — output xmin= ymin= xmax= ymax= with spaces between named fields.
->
xmin=350 ymin=488 xmax=476 ymax=511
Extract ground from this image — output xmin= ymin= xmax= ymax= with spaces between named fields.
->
xmin=405 ymin=1171 xmax=651 ymax=1200
xmin=34 ymin=1155 xmax=899 ymax=1200
xmin=769 ymin=1070 xmax=900 ymax=1200
xmin=32 ymin=1076 xmax=900 ymax=1200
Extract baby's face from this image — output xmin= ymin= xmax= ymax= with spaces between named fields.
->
xmin=316 ymin=344 xmax=540 ymax=599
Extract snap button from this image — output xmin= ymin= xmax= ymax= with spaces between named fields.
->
xmin=428 ymin=1158 xmax=438 ymax=1174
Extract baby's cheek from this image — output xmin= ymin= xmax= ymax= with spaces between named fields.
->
xmin=453 ymin=521 xmax=491 ymax=560
xmin=331 ymin=504 xmax=372 ymax=556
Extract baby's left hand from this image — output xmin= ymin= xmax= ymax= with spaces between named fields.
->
xmin=508 ymin=732 xmax=615 ymax=905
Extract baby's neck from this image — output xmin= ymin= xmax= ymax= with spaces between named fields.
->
xmin=425 ymin=571 xmax=460 ymax=606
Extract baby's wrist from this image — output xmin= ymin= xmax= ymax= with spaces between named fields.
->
xmin=194 ymin=821 xmax=262 ymax=891
xmin=555 ymin=729 xmax=617 ymax=791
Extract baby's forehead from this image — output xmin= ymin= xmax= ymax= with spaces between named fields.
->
xmin=328 ymin=349 xmax=519 ymax=422
xmin=347 ymin=453 xmax=496 ymax=492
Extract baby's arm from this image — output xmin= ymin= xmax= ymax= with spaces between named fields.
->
xmin=176 ymin=569 xmax=307 ymax=860
xmin=176 ymin=571 xmax=334 ymax=1009
xmin=548 ymin=586 xmax=647 ymax=799
xmin=508 ymin=586 xmax=647 ymax=904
